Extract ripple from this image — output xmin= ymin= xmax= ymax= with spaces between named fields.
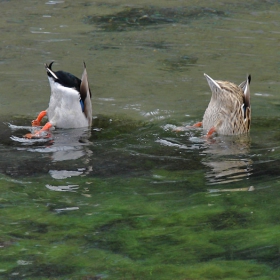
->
xmin=10 ymin=135 xmax=50 ymax=144
xmin=45 ymin=0 xmax=64 ymax=4
xmin=141 ymin=109 xmax=172 ymax=121
xmin=254 ymin=92 xmax=272 ymax=97
xmin=8 ymin=123 xmax=33 ymax=131
xmin=97 ymin=97 xmax=115 ymax=102
xmin=54 ymin=207 xmax=79 ymax=212
xmin=156 ymin=138 xmax=188 ymax=149
xmin=162 ymin=124 xmax=177 ymax=131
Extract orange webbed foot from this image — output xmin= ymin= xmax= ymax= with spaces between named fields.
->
xmin=173 ymin=122 xmax=203 ymax=132
xmin=192 ymin=122 xmax=203 ymax=128
xmin=24 ymin=133 xmax=35 ymax=139
xmin=31 ymin=119 xmax=41 ymax=126
xmin=24 ymin=122 xmax=53 ymax=139
xmin=24 ymin=131 xmax=42 ymax=139
xmin=24 ymin=131 xmax=51 ymax=139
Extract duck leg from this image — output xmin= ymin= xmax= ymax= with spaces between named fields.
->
xmin=24 ymin=122 xmax=53 ymax=139
xmin=31 ymin=110 xmax=47 ymax=126
xmin=206 ymin=127 xmax=216 ymax=138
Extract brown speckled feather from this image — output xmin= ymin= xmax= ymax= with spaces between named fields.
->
xmin=202 ymin=74 xmax=251 ymax=135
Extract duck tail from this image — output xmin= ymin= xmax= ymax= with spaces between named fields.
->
xmin=45 ymin=61 xmax=58 ymax=80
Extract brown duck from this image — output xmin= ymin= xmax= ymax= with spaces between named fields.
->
xmin=192 ymin=73 xmax=251 ymax=137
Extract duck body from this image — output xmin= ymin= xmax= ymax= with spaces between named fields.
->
xmin=202 ymin=74 xmax=251 ymax=136
xmin=46 ymin=62 xmax=92 ymax=129
xmin=25 ymin=62 xmax=92 ymax=138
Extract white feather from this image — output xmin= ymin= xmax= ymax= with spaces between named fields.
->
xmin=47 ymin=78 xmax=88 ymax=128
xmin=204 ymin=73 xmax=221 ymax=90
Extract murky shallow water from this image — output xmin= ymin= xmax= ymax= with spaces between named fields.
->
xmin=1 ymin=0 xmax=280 ymax=279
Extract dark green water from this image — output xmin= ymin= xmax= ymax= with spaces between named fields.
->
xmin=1 ymin=0 xmax=280 ymax=279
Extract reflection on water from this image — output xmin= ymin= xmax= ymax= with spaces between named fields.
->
xmin=202 ymin=135 xmax=253 ymax=185
xmin=49 ymin=170 xmax=84 ymax=179
xmin=208 ymin=185 xmax=255 ymax=193
xmin=10 ymin=124 xmax=92 ymax=162
xmin=160 ymin=125 xmax=252 ymax=185
xmin=4 ymin=116 xmax=255 ymax=187
xmin=45 ymin=184 xmax=79 ymax=192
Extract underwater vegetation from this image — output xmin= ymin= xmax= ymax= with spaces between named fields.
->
xmin=85 ymin=6 xmax=226 ymax=31
xmin=1 ymin=171 xmax=280 ymax=279
xmin=1 ymin=114 xmax=280 ymax=279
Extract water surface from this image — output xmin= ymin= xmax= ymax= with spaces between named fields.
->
xmin=1 ymin=0 xmax=280 ymax=279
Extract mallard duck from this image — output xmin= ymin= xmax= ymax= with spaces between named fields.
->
xmin=192 ymin=73 xmax=251 ymax=137
xmin=25 ymin=61 xmax=92 ymax=138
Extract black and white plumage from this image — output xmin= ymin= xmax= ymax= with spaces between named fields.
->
xmin=26 ymin=62 xmax=92 ymax=138
xmin=45 ymin=61 xmax=92 ymax=128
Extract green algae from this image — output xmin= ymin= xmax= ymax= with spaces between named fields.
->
xmin=2 ymin=113 xmax=280 ymax=278
xmin=1 ymin=168 xmax=280 ymax=279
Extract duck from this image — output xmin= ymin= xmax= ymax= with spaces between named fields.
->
xmin=190 ymin=73 xmax=251 ymax=137
xmin=25 ymin=61 xmax=92 ymax=138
